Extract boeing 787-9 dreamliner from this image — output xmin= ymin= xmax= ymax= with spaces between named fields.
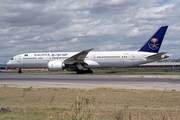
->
xmin=7 ymin=26 xmax=169 ymax=74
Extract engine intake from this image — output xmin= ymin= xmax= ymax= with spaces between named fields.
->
xmin=47 ymin=61 xmax=65 ymax=71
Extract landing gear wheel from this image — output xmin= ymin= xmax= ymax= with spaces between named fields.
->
xmin=76 ymin=69 xmax=93 ymax=74
xmin=76 ymin=70 xmax=83 ymax=74
xmin=89 ymin=70 xmax=93 ymax=73
xmin=87 ymin=68 xmax=93 ymax=73
xmin=18 ymin=68 xmax=22 ymax=74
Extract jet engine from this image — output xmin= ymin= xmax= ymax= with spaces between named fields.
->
xmin=47 ymin=61 xmax=65 ymax=71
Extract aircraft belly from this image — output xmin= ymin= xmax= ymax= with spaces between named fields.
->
xmin=84 ymin=60 xmax=100 ymax=68
xmin=96 ymin=60 xmax=127 ymax=67
xmin=8 ymin=61 xmax=47 ymax=68
xmin=94 ymin=60 xmax=149 ymax=67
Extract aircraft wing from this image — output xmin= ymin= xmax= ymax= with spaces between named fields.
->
xmin=64 ymin=48 xmax=93 ymax=64
xmin=146 ymin=52 xmax=169 ymax=60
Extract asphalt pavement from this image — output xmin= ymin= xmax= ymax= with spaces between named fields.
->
xmin=0 ymin=73 xmax=180 ymax=90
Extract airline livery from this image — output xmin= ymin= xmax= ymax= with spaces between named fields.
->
xmin=7 ymin=26 xmax=169 ymax=74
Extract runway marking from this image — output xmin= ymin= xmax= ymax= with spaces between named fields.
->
xmin=78 ymin=75 xmax=180 ymax=79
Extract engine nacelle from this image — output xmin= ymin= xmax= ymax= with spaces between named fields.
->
xmin=47 ymin=61 xmax=65 ymax=71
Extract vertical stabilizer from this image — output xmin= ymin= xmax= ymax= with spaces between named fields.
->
xmin=139 ymin=26 xmax=168 ymax=53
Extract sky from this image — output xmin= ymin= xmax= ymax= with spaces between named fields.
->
xmin=0 ymin=0 xmax=180 ymax=63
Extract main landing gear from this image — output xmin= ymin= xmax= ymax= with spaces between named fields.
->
xmin=76 ymin=69 xmax=93 ymax=74
xmin=18 ymin=68 xmax=22 ymax=74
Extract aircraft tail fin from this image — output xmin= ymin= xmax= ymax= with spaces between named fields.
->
xmin=139 ymin=26 xmax=168 ymax=53
xmin=5 ymin=67 xmax=9 ymax=71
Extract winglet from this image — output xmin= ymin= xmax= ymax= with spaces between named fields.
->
xmin=139 ymin=26 xmax=168 ymax=53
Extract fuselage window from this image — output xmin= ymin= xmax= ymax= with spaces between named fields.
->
xmin=23 ymin=58 xmax=37 ymax=59
xmin=52 ymin=57 xmax=69 ymax=59
xmin=11 ymin=58 xmax=13 ymax=60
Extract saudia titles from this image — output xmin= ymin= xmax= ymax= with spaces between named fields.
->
xmin=148 ymin=38 xmax=159 ymax=50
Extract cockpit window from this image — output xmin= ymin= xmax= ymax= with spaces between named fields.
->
xmin=11 ymin=58 xmax=13 ymax=60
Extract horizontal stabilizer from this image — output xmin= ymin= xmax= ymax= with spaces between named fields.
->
xmin=146 ymin=52 xmax=169 ymax=60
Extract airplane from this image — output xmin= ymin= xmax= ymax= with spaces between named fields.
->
xmin=0 ymin=65 xmax=9 ymax=72
xmin=7 ymin=26 xmax=169 ymax=74
xmin=0 ymin=67 xmax=8 ymax=72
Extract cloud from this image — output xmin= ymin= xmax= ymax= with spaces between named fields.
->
xmin=0 ymin=0 xmax=180 ymax=63
xmin=71 ymin=38 xmax=78 ymax=42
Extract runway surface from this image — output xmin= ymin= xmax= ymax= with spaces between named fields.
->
xmin=0 ymin=73 xmax=180 ymax=90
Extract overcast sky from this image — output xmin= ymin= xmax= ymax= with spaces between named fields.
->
xmin=0 ymin=0 xmax=180 ymax=63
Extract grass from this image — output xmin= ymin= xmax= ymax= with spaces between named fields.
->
xmin=0 ymin=87 xmax=180 ymax=119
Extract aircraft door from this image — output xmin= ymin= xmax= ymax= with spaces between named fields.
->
xmin=91 ymin=54 xmax=96 ymax=59
xmin=46 ymin=56 xmax=51 ymax=60
xmin=130 ymin=54 xmax=135 ymax=61
xmin=17 ymin=56 xmax=21 ymax=62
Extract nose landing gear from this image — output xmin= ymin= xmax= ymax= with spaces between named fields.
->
xmin=18 ymin=68 xmax=22 ymax=74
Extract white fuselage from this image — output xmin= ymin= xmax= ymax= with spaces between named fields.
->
xmin=7 ymin=51 xmax=156 ymax=69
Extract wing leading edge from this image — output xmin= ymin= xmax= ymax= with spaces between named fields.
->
xmin=64 ymin=48 xmax=93 ymax=64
